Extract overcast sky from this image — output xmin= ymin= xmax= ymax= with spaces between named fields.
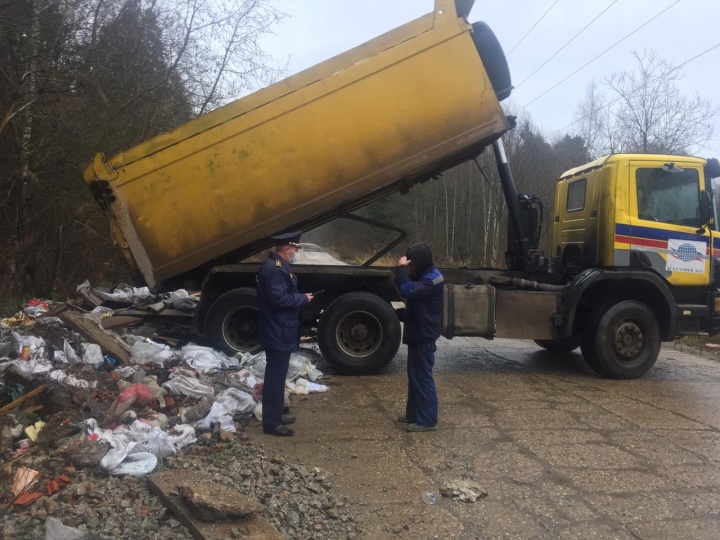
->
xmin=260 ymin=0 xmax=720 ymax=158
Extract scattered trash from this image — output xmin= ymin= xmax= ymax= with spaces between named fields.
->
xmin=421 ymin=491 xmax=437 ymax=505
xmin=13 ymin=490 xmax=43 ymax=507
xmin=12 ymin=466 xmax=40 ymax=496
xmin=1 ymin=280 xmax=329 ymax=492
xmin=24 ymin=420 xmax=46 ymax=441
xmin=44 ymin=516 xmax=83 ymax=540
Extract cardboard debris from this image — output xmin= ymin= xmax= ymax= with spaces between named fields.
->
xmin=12 ymin=467 xmax=39 ymax=496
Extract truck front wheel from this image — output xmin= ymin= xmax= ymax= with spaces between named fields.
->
xmin=205 ymin=288 xmax=261 ymax=355
xmin=581 ymin=300 xmax=660 ymax=379
xmin=318 ymin=292 xmax=401 ymax=375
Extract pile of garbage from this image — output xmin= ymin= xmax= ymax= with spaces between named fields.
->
xmin=0 ymin=282 xmax=329 ymax=506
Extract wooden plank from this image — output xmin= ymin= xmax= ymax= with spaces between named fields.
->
xmin=0 ymin=385 xmax=47 ymax=416
xmin=101 ymin=316 xmax=144 ymax=329
xmin=58 ymin=310 xmax=132 ymax=364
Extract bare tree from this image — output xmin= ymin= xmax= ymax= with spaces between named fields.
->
xmin=576 ymin=50 xmax=718 ymax=158
xmin=0 ymin=0 xmax=286 ymax=308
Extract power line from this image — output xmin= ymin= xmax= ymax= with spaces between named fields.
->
xmin=515 ymin=0 xmax=618 ymax=90
xmin=520 ymin=0 xmax=680 ymax=111
xmin=547 ymin=40 xmax=720 ymax=139
xmin=507 ymin=0 xmax=560 ymax=56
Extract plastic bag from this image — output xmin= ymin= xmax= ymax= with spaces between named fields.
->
xmin=107 ymin=384 xmax=153 ymax=419
xmin=44 ymin=516 xmax=83 ymax=540
xmin=110 ymin=452 xmax=157 ymax=476
xmin=123 ymin=375 xmax=167 ymax=407
xmin=195 ymin=388 xmax=254 ymax=433
xmin=167 ymin=424 xmax=197 ymax=450
xmin=81 ymin=343 xmax=104 ymax=366
xmin=286 ymin=377 xmax=328 ymax=395
xmin=48 ymin=370 xmax=96 ymax=390
xmin=162 ymin=373 xmax=214 ymax=398
xmin=130 ymin=340 xmax=174 ymax=366
xmin=181 ymin=344 xmax=239 ymax=373
xmin=225 ymin=369 xmax=258 ymax=392
xmin=11 ymin=332 xmax=46 ymax=360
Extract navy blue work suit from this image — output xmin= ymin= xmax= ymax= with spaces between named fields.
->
xmin=395 ymin=263 xmax=444 ymax=427
xmin=256 ymin=252 xmax=308 ymax=431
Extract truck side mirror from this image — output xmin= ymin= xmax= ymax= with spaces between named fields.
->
xmin=698 ymin=190 xmax=713 ymax=232
xmin=705 ymin=158 xmax=720 ymax=180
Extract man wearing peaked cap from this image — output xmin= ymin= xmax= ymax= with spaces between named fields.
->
xmin=270 ymin=231 xmax=302 ymax=248
xmin=256 ymin=231 xmax=313 ymax=436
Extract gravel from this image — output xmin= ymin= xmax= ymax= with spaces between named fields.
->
xmin=0 ymin=429 xmax=364 ymax=540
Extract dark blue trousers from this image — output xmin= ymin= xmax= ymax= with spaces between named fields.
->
xmin=262 ymin=348 xmax=291 ymax=431
xmin=406 ymin=341 xmax=438 ymax=427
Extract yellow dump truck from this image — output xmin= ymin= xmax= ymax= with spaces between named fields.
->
xmin=85 ymin=0 xmax=514 ymax=373
xmin=86 ymin=0 xmax=720 ymax=378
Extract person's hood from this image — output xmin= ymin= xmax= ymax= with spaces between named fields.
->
xmin=406 ymin=243 xmax=434 ymax=276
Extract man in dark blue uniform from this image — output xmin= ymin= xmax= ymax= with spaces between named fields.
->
xmin=395 ymin=243 xmax=444 ymax=432
xmin=256 ymin=232 xmax=313 ymax=436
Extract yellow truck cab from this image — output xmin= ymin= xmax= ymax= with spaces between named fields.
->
xmin=547 ymin=154 xmax=720 ymax=377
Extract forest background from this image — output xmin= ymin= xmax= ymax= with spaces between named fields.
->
xmin=1 ymin=0 xmax=716 ymax=314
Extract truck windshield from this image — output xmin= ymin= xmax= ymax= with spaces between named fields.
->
xmin=636 ymin=167 xmax=700 ymax=228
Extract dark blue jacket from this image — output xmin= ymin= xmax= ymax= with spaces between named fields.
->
xmin=256 ymin=252 xmax=308 ymax=352
xmin=395 ymin=266 xmax=444 ymax=345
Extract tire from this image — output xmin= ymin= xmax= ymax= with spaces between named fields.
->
xmin=471 ymin=21 xmax=512 ymax=101
xmin=580 ymin=304 xmax=607 ymax=376
xmin=318 ymin=292 xmax=401 ymax=375
xmin=205 ymin=288 xmax=262 ymax=356
xmin=534 ymin=335 xmax=581 ymax=353
xmin=581 ymin=301 xmax=660 ymax=379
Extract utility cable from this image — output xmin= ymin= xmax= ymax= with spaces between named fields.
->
xmin=520 ymin=0 xmax=680 ymax=111
xmin=507 ymin=0 xmax=560 ymax=56
xmin=515 ymin=0 xmax=618 ymax=90
xmin=547 ymin=40 xmax=720 ymax=138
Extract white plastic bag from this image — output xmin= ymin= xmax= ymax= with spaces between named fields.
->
xmin=110 ymin=452 xmax=158 ymax=476
xmin=162 ymin=373 xmax=214 ymax=398
xmin=286 ymin=377 xmax=329 ymax=395
xmin=81 ymin=343 xmax=104 ymax=366
xmin=182 ymin=344 xmax=239 ymax=373
xmin=130 ymin=340 xmax=174 ymax=366
xmin=49 ymin=370 xmax=96 ymax=390
xmin=195 ymin=388 xmax=254 ymax=433
xmin=44 ymin=516 xmax=83 ymax=540
xmin=167 ymin=424 xmax=196 ymax=450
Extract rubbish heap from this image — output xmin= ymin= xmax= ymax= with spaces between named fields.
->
xmin=0 ymin=282 xmax=352 ymax=539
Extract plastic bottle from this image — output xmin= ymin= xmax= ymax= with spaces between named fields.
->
xmin=422 ymin=492 xmax=437 ymax=505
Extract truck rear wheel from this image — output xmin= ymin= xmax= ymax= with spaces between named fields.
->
xmin=471 ymin=21 xmax=512 ymax=101
xmin=534 ymin=336 xmax=581 ymax=353
xmin=318 ymin=292 xmax=401 ymax=375
xmin=205 ymin=288 xmax=261 ymax=355
xmin=580 ymin=300 xmax=660 ymax=379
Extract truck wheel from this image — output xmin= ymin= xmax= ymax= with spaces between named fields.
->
xmin=205 ymin=288 xmax=261 ymax=355
xmin=581 ymin=301 xmax=660 ymax=379
xmin=471 ymin=21 xmax=512 ymax=101
xmin=318 ymin=292 xmax=401 ymax=375
xmin=534 ymin=336 xmax=581 ymax=353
